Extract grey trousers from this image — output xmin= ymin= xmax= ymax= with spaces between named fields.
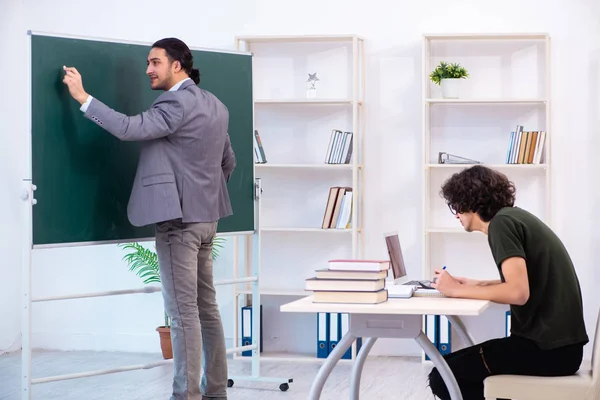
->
xmin=155 ymin=219 xmax=228 ymax=400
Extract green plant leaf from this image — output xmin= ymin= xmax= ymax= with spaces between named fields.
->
xmin=430 ymin=61 xmax=469 ymax=85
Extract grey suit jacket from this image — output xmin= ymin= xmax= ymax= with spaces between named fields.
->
xmin=83 ymin=79 xmax=236 ymax=227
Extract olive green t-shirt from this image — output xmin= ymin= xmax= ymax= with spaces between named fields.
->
xmin=487 ymin=206 xmax=588 ymax=350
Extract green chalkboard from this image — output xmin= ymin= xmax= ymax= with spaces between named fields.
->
xmin=30 ymin=33 xmax=254 ymax=247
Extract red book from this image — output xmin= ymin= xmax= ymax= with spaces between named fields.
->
xmin=327 ymin=259 xmax=390 ymax=271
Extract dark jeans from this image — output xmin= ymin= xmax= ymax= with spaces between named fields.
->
xmin=428 ymin=335 xmax=584 ymax=400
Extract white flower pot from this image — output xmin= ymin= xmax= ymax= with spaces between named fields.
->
xmin=441 ymin=78 xmax=461 ymax=99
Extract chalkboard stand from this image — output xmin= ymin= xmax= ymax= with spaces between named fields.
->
xmin=20 ymin=30 xmax=284 ymax=399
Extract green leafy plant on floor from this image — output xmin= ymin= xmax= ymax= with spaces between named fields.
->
xmin=429 ymin=61 xmax=469 ymax=85
xmin=118 ymin=237 xmax=226 ymax=327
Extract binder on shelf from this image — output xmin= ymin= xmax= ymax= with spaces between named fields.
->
xmin=438 ymin=316 xmax=451 ymax=355
xmin=438 ymin=152 xmax=481 ymax=164
xmin=316 ymin=313 xmax=362 ymax=359
xmin=329 ymin=312 xmax=339 ymax=353
xmin=317 ymin=312 xmax=329 ymax=359
xmin=241 ymin=305 xmax=263 ymax=356
xmin=425 ymin=315 xmax=437 ymax=360
xmin=339 ymin=313 xmax=362 ymax=360
xmin=505 ymin=310 xmax=511 ymax=337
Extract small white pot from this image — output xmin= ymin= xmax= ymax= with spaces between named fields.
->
xmin=441 ymin=78 xmax=461 ymax=99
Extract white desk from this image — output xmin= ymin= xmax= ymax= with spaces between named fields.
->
xmin=280 ymin=296 xmax=490 ymax=400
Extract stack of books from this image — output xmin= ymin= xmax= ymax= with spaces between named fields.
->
xmin=305 ymin=259 xmax=389 ymax=304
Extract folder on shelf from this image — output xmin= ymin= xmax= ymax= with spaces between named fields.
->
xmin=241 ymin=305 xmax=263 ymax=356
xmin=317 ymin=312 xmax=330 ymax=358
xmin=505 ymin=310 xmax=511 ymax=337
xmin=329 ymin=312 xmax=339 ymax=353
xmin=437 ymin=152 xmax=481 ymax=164
xmin=339 ymin=313 xmax=362 ymax=359
xmin=425 ymin=315 xmax=438 ymax=361
xmin=438 ymin=316 xmax=451 ymax=355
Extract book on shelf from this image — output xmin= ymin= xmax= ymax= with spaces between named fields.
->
xmin=253 ymin=129 xmax=267 ymax=163
xmin=506 ymin=125 xmax=546 ymax=164
xmin=325 ymin=129 xmax=353 ymax=164
xmin=321 ymin=186 xmax=353 ymax=229
xmin=305 ymin=259 xmax=389 ymax=304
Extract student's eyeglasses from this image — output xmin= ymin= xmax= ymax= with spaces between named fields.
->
xmin=447 ymin=203 xmax=458 ymax=215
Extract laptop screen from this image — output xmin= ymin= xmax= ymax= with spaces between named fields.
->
xmin=384 ymin=232 xmax=407 ymax=280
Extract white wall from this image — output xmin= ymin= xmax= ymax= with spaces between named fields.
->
xmin=2 ymin=0 xmax=599 ymax=362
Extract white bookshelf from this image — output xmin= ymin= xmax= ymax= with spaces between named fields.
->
xmin=234 ymin=34 xmax=365 ymax=362
xmin=421 ymin=33 xmax=550 ymax=359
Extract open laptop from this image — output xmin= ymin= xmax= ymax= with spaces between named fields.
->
xmin=384 ymin=231 xmax=435 ymax=297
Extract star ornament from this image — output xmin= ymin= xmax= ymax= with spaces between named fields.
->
xmin=307 ymin=73 xmax=319 ymax=82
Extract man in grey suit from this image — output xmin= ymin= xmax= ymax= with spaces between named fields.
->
xmin=63 ymin=37 xmax=235 ymax=400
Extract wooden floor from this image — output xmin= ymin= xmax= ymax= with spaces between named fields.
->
xmin=1 ymin=350 xmax=436 ymax=399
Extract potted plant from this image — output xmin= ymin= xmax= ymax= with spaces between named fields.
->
xmin=119 ymin=237 xmax=226 ymax=359
xmin=429 ymin=61 xmax=469 ymax=99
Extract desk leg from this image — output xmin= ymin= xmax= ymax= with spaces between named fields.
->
xmin=415 ymin=331 xmax=463 ymax=400
xmin=446 ymin=315 xmax=475 ymax=347
xmin=308 ymin=332 xmax=355 ymax=400
xmin=349 ymin=337 xmax=376 ymax=400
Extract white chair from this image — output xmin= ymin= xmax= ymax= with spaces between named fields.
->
xmin=483 ymin=311 xmax=599 ymax=400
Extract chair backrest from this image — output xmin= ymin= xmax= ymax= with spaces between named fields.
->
xmin=586 ymin=309 xmax=600 ymax=400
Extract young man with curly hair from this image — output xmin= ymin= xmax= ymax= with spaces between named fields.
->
xmin=427 ymin=165 xmax=588 ymax=400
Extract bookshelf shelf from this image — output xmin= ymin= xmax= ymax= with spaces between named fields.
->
xmin=235 ymin=34 xmax=365 ymax=364
xmin=255 ymin=98 xmax=362 ymax=105
xmin=423 ymin=33 xmax=549 ymax=41
xmin=256 ymin=163 xmax=362 ymax=170
xmin=260 ymin=227 xmax=356 ymax=233
xmin=425 ymin=164 xmax=546 ymax=169
xmin=421 ymin=32 xmax=550 ymax=362
xmin=235 ymin=34 xmax=364 ymax=43
xmin=425 ymin=98 xmax=547 ymax=104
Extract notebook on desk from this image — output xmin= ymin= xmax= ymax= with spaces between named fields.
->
xmin=384 ymin=232 xmax=445 ymax=298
